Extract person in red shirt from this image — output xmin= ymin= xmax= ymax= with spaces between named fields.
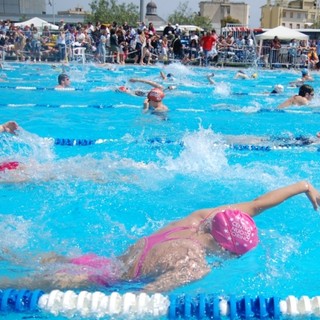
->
xmin=200 ymin=29 xmax=218 ymax=66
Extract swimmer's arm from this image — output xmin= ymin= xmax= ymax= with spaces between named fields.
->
xmin=0 ymin=121 xmax=18 ymax=134
xmin=143 ymin=99 xmax=150 ymax=113
xmin=277 ymin=97 xmax=294 ymax=109
xmin=129 ymin=78 xmax=164 ymax=90
xmin=160 ymin=71 xmax=166 ymax=80
xmin=207 ymin=75 xmax=215 ymax=84
xmin=236 ymin=181 xmax=320 ymax=217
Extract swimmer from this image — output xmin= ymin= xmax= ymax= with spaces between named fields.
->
xmin=270 ymin=84 xmax=284 ymax=94
xmin=235 ymin=70 xmax=258 ymax=80
xmin=0 ymin=121 xmax=18 ymax=134
xmin=222 ymin=133 xmax=320 ymax=148
xmin=160 ymin=71 xmax=175 ymax=81
xmin=207 ymin=73 xmax=216 ymax=85
xmin=116 ymin=85 xmax=147 ymax=97
xmin=289 ymin=68 xmax=314 ymax=87
xmin=277 ymin=84 xmax=314 ymax=109
xmin=143 ymin=88 xmax=169 ymax=113
xmin=301 ymin=68 xmax=313 ymax=81
xmin=0 ymin=121 xmax=21 ymax=173
xmin=0 ymin=181 xmax=318 ymax=292
xmin=129 ymin=78 xmax=176 ymax=91
xmin=55 ymin=73 xmax=71 ymax=89
xmin=117 ymin=78 xmax=176 ymax=98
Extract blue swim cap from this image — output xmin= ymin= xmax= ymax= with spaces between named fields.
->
xmin=167 ymin=73 xmax=173 ymax=78
xmin=302 ymin=68 xmax=308 ymax=76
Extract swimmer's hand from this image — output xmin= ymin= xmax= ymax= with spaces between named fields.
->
xmin=305 ymin=182 xmax=320 ymax=210
xmin=1 ymin=121 xmax=19 ymax=135
xmin=129 ymin=78 xmax=138 ymax=83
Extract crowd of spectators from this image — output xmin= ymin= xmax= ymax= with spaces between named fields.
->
xmin=1 ymin=18 xmax=320 ymax=69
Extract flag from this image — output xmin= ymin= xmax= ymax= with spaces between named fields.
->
xmin=48 ymin=0 xmax=52 ymax=6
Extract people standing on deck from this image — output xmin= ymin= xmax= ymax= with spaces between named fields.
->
xmin=200 ymin=29 xmax=218 ymax=66
xmin=270 ymin=36 xmax=281 ymax=68
xmin=109 ymin=28 xmax=120 ymax=64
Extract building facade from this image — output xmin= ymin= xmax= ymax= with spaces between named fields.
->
xmin=145 ymin=1 xmax=166 ymax=29
xmin=0 ymin=0 xmax=45 ymax=15
xmin=199 ymin=0 xmax=249 ymax=32
xmin=261 ymin=0 xmax=319 ymax=29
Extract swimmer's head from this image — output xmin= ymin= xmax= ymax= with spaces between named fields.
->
xmin=167 ymin=73 xmax=174 ymax=78
xmin=211 ymin=209 xmax=259 ymax=255
xmin=302 ymin=68 xmax=309 ymax=76
xmin=274 ymin=84 xmax=284 ymax=93
xmin=147 ymin=88 xmax=165 ymax=102
xmin=118 ymin=86 xmax=128 ymax=92
xmin=58 ymin=73 xmax=70 ymax=85
xmin=251 ymin=73 xmax=258 ymax=79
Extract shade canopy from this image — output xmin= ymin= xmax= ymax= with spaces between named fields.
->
xmin=15 ymin=17 xmax=59 ymax=30
xmin=255 ymin=26 xmax=308 ymax=41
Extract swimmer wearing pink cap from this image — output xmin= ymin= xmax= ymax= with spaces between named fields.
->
xmin=211 ymin=209 xmax=258 ymax=255
xmin=2 ymin=181 xmax=319 ymax=292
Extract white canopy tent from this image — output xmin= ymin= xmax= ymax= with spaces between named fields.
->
xmin=255 ymin=26 xmax=309 ymax=58
xmin=15 ymin=17 xmax=59 ymax=30
xmin=255 ymin=25 xmax=308 ymax=41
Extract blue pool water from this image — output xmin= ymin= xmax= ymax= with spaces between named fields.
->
xmin=1 ymin=62 xmax=320 ymax=317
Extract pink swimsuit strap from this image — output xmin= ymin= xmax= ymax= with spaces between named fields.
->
xmin=134 ymin=225 xmax=196 ymax=278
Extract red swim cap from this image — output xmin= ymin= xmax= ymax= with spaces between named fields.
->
xmin=147 ymin=88 xmax=165 ymax=102
xmin=118 ymin=86 xmax=128 ymax=92
xmin=0 ymin=161 xmax=19 ymax=172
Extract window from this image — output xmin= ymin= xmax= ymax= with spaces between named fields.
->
xmin=297 ymin=23 xmax=300 ymax=28
xmin=289 ymin=23 xmax=293 ymax=28
xmin=297 ymin=13 xmax=301 ymax=19
xmin=290 ymin=12 xmax=294 ymax=18
xmin=283 ymin=11 xmax=286 ymax=17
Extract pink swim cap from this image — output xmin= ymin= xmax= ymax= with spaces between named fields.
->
xmin=118 ymin=86 xmax=128 ymax=92
xmin=147 ymin=88 xmax=165 ymax=102
xmin=211 ymin=209 xmax=258 ymax=255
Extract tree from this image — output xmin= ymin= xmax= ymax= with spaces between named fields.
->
xmin=220 ymin=15 xmax=241 ymax=28
xmin=86 ymin=0 xmax=139 ymax=26
xmin=168 ymin=2 xmax=212 ymax=30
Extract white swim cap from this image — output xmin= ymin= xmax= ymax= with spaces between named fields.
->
xmin=274 ymin=84 xmax=284 ymax=93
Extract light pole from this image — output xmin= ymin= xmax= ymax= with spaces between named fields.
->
xmin=49 ymin=0 xmax=55 ymax=24
xmin=140 ymin=0 xmax=145 ymax=23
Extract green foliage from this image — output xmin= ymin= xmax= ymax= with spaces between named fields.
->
xmin=86 ymin=0 xmax=139 ymax=26
xmin=168 ymin=2 xmax=212 ymax=30
xmin=220 ymin=15 xmax=241 ymax=28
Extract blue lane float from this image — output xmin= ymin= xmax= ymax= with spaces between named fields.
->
xmin=1 ymin=289 xmax=320 ymax=319
xmin=51 ymin=137 xmax=320 ymax=152
xmin=0 ymin=86 xmax=81 ymax=91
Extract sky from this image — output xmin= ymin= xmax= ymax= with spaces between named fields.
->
xmin=47 ymin=0 xmax=266 ymax=28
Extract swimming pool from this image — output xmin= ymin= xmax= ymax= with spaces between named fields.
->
xmin=1 ymin=62 xmax=320 ymax=318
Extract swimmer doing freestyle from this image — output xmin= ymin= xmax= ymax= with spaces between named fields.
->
xmin=1 ymin=180 xmax=319 ymax=292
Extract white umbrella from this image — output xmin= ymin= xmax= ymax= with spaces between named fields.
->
xmin=15 ymin=17 xmax=59 ymax=31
